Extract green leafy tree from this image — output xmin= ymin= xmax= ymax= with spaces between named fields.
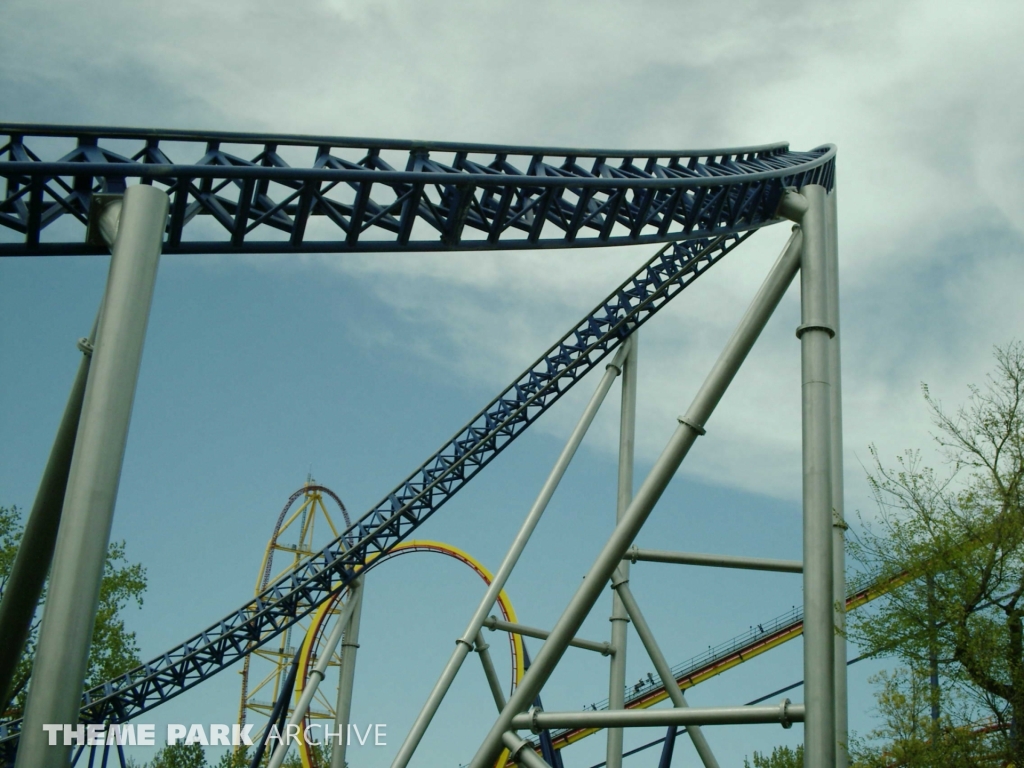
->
xmin=0 ymin=504 xmax=147 ymax=718
xmin=744 ymin=744 xmax=803 ymax=767
xmin=149 ymin=742 xmax=208 ymax=768
xmin=848 ymin=666 xmax=995 ymax=767
xmin=849 ymin=342 xmax=1024 ymax=765
xmin=208 ymin=740 xmax=332 ymax=768
xmin=212 ymin=747 xmax=252 ymax=768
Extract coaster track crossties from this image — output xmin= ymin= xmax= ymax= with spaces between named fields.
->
xmin=0 ymin=125 xmax=835 ymax=741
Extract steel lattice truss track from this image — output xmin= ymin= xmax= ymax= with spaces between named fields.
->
xmin=0 ymin=125 xmax=836 ymax=747
xmin=0 ymin=125 xmax=832 ymax=255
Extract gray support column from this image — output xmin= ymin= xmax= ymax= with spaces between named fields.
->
xmin=389 ymin=339 xmax=630 ymax=768
xmin=15 ymin=185 xmax=168 ymax=768
xmin=270 ymin=593 xmax=361 ymax=768
xmin=615 ymin=582 xmax=720 ymax=768
xmin=331 ymin=578 xmax=364 ymax=768
xmin=825 ymin=188 xmax=847 ymax=768
xmin=0 ymin=320 xmax=96 ymax=711
xmin=467 ymin=230 xmax=804 ymax=768
xmin=797 ymin=184 xmax=836 ymax=768
xmin=606 ymin=333 xmax=637 ymax=768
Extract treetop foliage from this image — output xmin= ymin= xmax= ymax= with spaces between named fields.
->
xmin=0 ymin=504 xmax=147 ymax=718
xmin=849 ymin=341 xmax=1024 ymax=766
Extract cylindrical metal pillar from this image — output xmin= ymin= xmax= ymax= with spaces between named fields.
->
xmin=798 ymin=184 xmax=836 ymax=768
xmin=825 ymin=188 xmax=847 ymax=768
xmin=606 ymin=333 xmax=637 ymax=768
xmin=331 ymin=578 xmax=364 ymax=768
xmin=15 ymin=185 xmax=169 ymax=768
xmin=270 ymin=594 xmax=360 ymax=768
xmin=390 ymin=340 xmax=630 ymax=768
xmin=467 ymin=230 xmax=804 ymax=768
xmin=0 ymin=324 xmax=95 ymax=711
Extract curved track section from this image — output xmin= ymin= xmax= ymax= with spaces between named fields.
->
xmin=0 ymin=125 xmax=832 ymax=256
xmin=257 ymin=484 xmax=351 ymax=595
xmin=240 ymin=484 xmax=351 ymax=732
xmin=296 ymin=540 xmax=526 ymax=768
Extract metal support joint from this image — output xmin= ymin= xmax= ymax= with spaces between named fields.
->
xmin=779 ymin=698 xmax=795 ymax=730
xmin=528 ymin=707 xmax=544 ymax=735
xmin=777 ymin=190 xmax=809 ymax=222
xmin=76 ymin=338 xmax=94 ymax=356
xmin=86 ymin=193 xmax=125 ymax=248
xmin=676 ymin=416 xmax=706 ymax=436
xmin=795 ymin=323 xmax=835 ymax=340
xmin=501 ymin=731 xmax=553 ymax=768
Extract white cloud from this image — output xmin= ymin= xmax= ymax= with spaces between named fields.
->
xmin=4 ymin=0 xmax=1023 ymax=511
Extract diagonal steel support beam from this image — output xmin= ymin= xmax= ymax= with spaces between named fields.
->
xmin=390 ymin=338 xmax=632 ymax=768
xmin=467 ymin=228 xmax=804 ymax=768
xmin=15 ymin=185 xmax=168 ymax=768
xmin=0 ymin=196 xmax=119 ymax=712
xmin=0 ymin=317 xmax=96 ymax=712
xmin=614 ymin=581 xmax=720 ymax=768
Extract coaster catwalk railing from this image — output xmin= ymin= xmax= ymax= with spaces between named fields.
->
xmin=0 ymin=125 xmax=837 ymax=768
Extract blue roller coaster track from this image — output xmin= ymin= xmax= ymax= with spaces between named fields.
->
xmin=0 ymin=125 xmax=831 ymax=256
xmin=0 ymin=124 xmax=835 ymax=747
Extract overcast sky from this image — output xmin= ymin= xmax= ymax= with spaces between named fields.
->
xmin=3 ymin=2 xmax=1024 ymax=766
